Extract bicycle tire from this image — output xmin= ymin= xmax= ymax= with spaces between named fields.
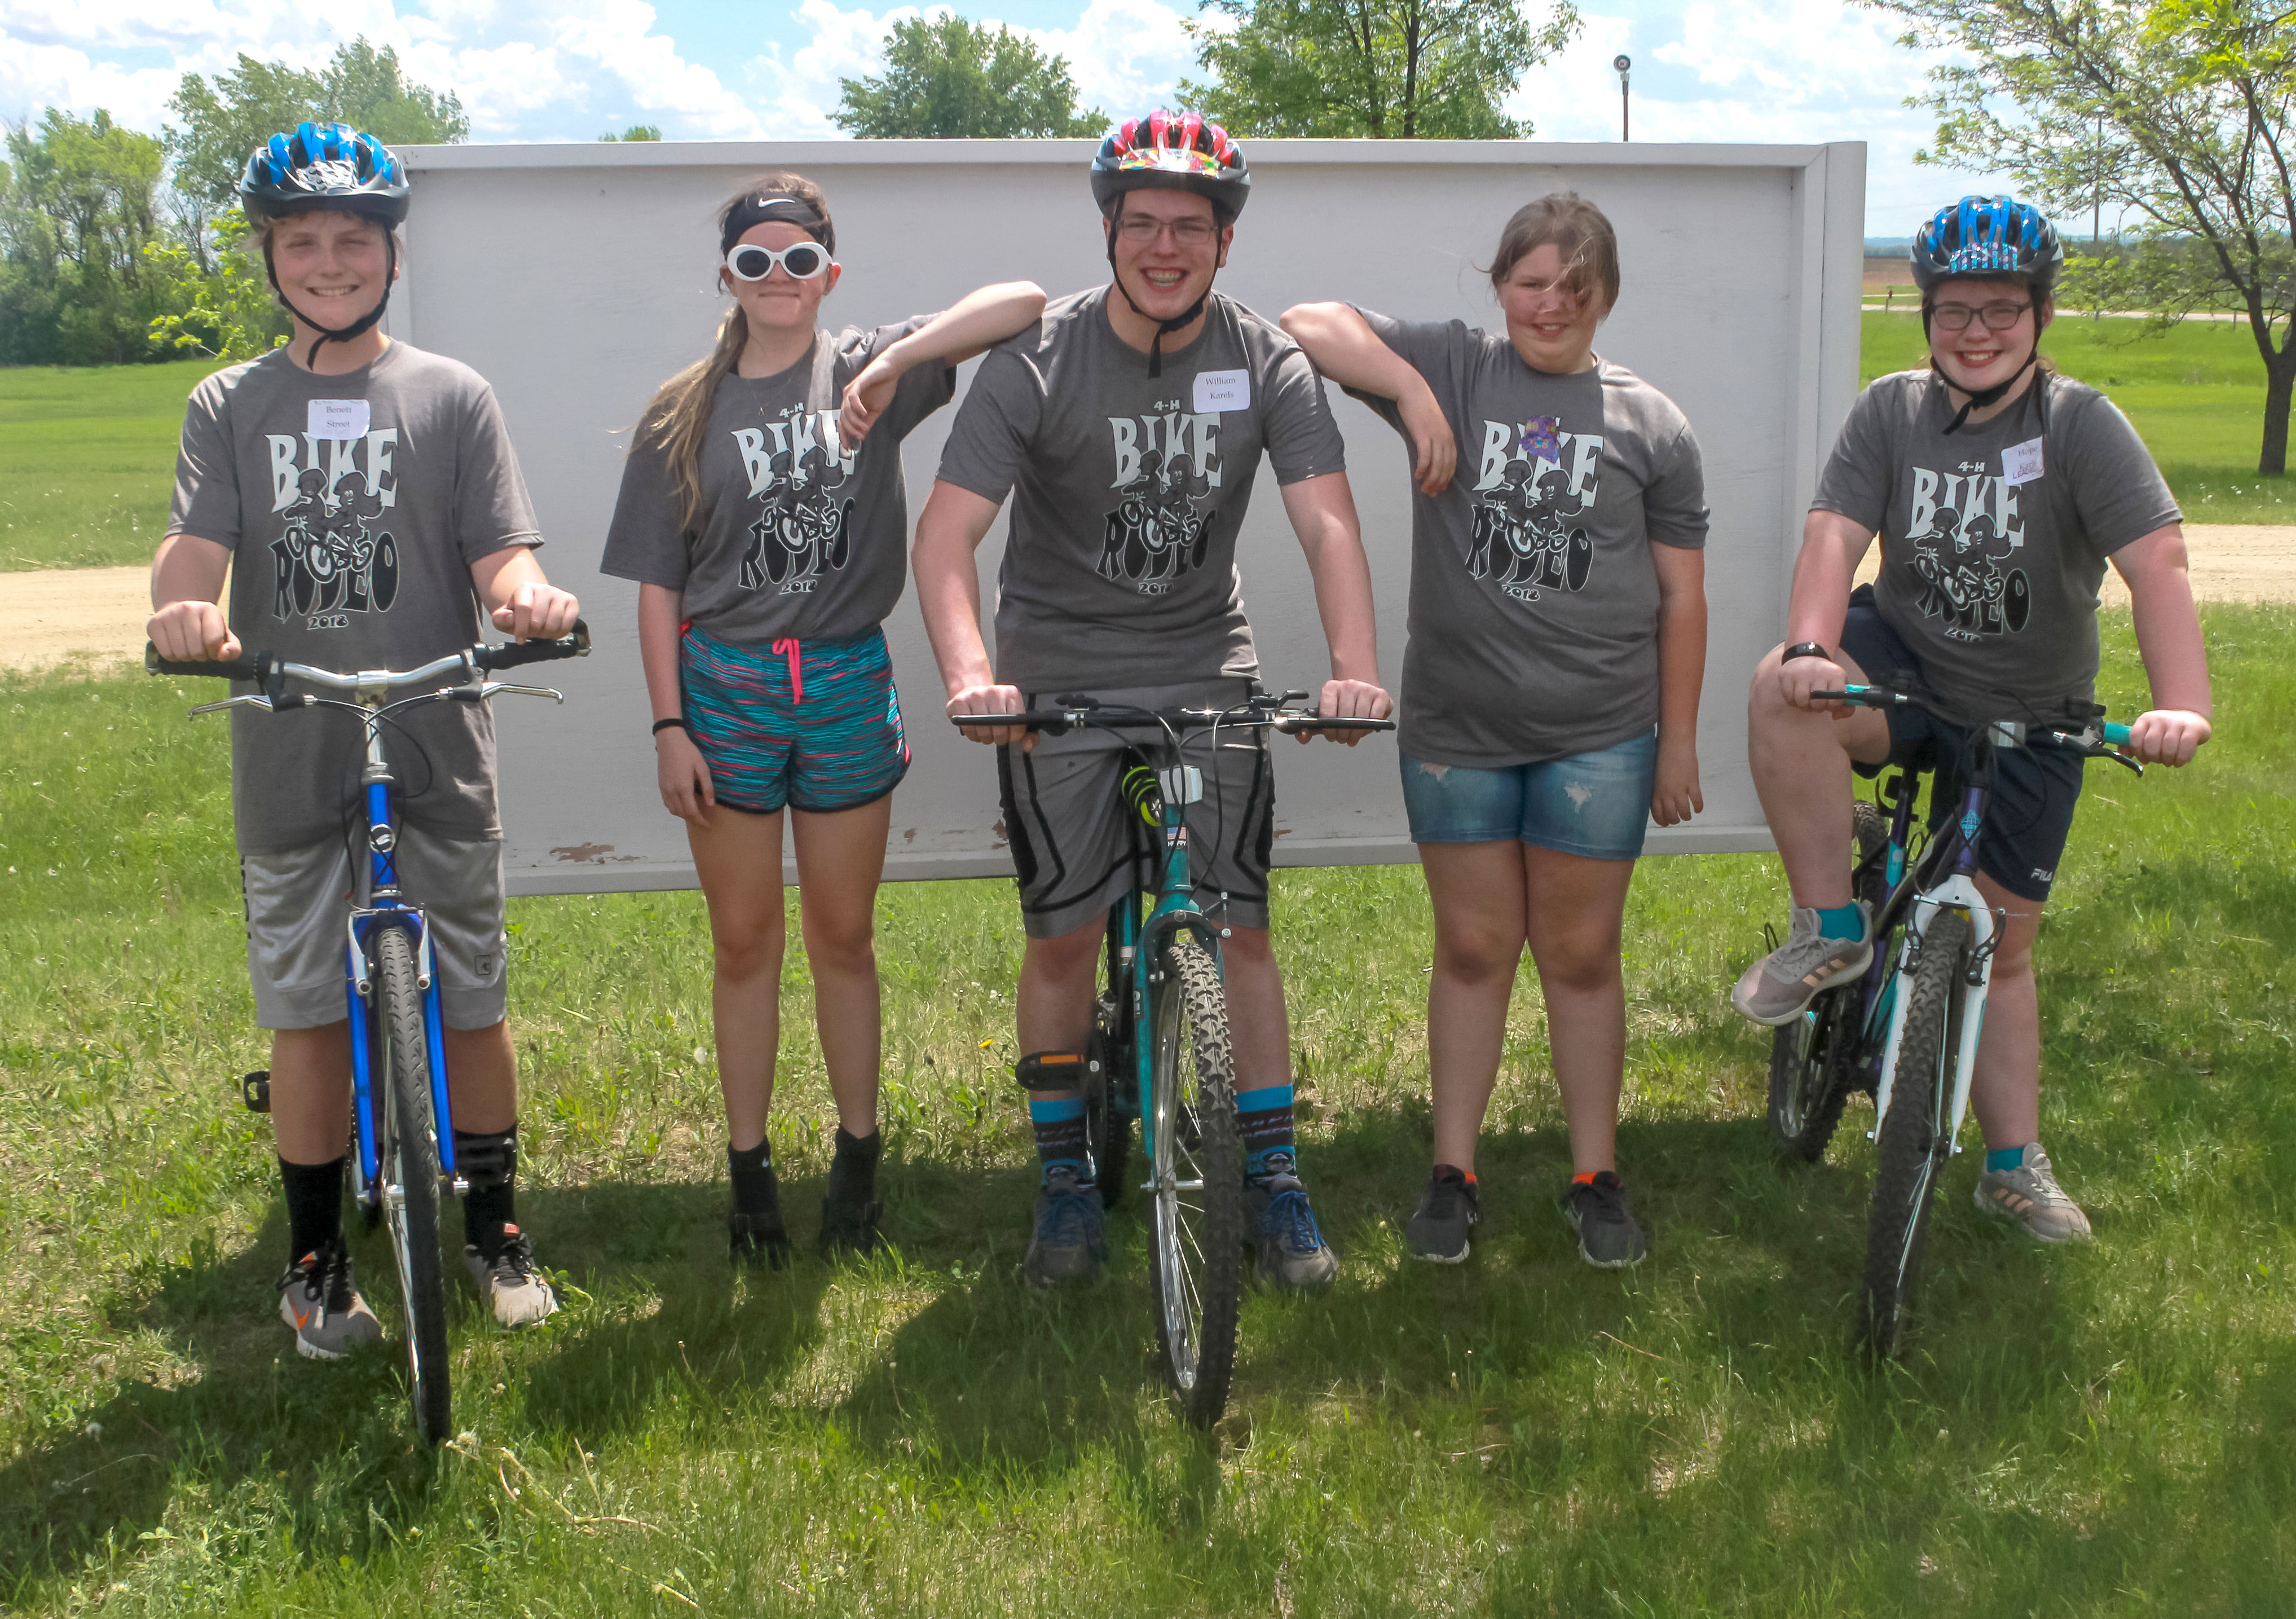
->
xmin=1858 ymin=907 xmax=1968 ymax=1360
xmin=1768 ymin=800 xmax=1890 ymax=1160
xmin=376 ymin=926 xmax=452 ymax=1444
xmin=1144 ymin=938 xmax=1244 ymax=1427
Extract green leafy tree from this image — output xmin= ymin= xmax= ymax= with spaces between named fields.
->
xmin=0 ymin=109 xmax=170 ymax=364
xmin=144 ymin=206 xmax=288 ymax=361
xmin=834 ymin=16 xmax=1106 ymax=138
xmin=599 ymin=125 xmax=665 ymax=141
xmin=1182 ymin=0 xmax=1579 ymax=139
xmin=1883 ymin=0 xmax=2296 ymax=474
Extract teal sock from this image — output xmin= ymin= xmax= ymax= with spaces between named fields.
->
xmin=1814 ymin=903 xmax=1865 ymax=942
xmin=1985 ymin=1145 xmax=2030 ymax=1174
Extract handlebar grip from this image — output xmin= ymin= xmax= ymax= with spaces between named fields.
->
xmin=473 ymin=618 xmax=589 ymax=671
xmin=146 ymin=643 xmax=259 ymax=683
xmin=948 ymin=709 xmax=1074 ymax=732
xmin=2102 ymin=721 xmax=2132 ymax=747
xmin=1271 ymin=715 xmax=1398 ymax=733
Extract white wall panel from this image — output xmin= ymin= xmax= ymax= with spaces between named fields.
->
xmin=388 ymin=138 xmax=1864 ymax=895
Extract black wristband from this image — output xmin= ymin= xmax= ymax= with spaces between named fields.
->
xmin=1783 ymin=641 xmax=1830 ymax=664
xmin=651 ymin=716 xmax=688 ymax=736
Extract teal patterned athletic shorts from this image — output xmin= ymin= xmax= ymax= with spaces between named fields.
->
xmin=680 ymin=624 xmax=910 ymax=815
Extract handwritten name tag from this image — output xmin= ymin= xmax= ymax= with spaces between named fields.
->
xmin=2002 ymin=435 xmax=2045 ymax=487
xmin=308 ymin=398 xmax=371 ymax=440
xmin=1192 ymin=369 xmax=1250 ymax=413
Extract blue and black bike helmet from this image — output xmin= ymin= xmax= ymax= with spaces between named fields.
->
xmin=239 ymin=122 xmax=411 ymax=367
xmin=1091 ymin=111 xmax=1250 ymax=377
xmin=1910 ymin=195 xmax=2066 ymax=433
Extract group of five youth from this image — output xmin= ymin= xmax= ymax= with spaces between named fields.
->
xmin=145 ymin=116 xmax=2210 ymax=1361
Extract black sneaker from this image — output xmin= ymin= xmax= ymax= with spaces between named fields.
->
xmin=1246 ymin=1154 xmax=1339 ymax=1291
xmin=1561 ymin=1171 xmax=1647 ymax=1269
xmin=818 ymin=1194 xmax=885 ymax=1256
xmin=729 ymin=1204 xmax=792 ymax=1270
xmin=1024 ymin=1166 xmax=1106 ymax=1288
xmin=1403 ymin=1165 xmax=1479 ymax=1264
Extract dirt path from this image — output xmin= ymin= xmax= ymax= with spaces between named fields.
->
xmin=2 ymin=527 xmax=2290 ymax=675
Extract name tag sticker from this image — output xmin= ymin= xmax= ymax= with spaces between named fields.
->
xmin=309 ymin=398 xmax=371 ymax=440
xmin=1192 ymin=369 xmax=1249 ymax=413
xmin=2003 ymin=435 xmax=2045 ymax=486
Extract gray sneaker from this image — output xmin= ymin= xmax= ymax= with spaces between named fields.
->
xmin=1731 ymin=905 xmax=1874 ymax=1026
xmin=1561 ymin=1172 xmax=1648 ymax=1269
xmin=276 ymin=1242 xmax=382 ymax=1360
xmin=462 ymin=1225 xmax=560 ymax=1327
xmin=1246 ymin=1156 xmax=1339 ymax=1291
xmin=1402 ymin=1165 xmax=1479 ymax=1264
xmin=1024 ymin=1167 xmax=1107 ymax=1288
xmin=1974 ymin=1145 xmax=2093 ymax=1243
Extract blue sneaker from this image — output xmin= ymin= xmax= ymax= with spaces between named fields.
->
xmin=1246 ymin=1155 xmax=1339 ymax=1291
xmin=1024 ymin=1166 xmax=1106 ymax=1288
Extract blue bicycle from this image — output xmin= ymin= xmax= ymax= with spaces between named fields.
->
xmin=960 ymin=691 xmax=1392 ymax=1426
xmin=148 ymin=624 xmax=588 ymax=1443
xmin=1765 ymin=684 xmax=2139 ymax=1357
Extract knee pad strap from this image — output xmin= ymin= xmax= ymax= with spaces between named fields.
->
xmin=453 ymin=1128 xmax=517 ymax=1190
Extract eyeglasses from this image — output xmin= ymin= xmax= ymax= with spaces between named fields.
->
xmin=724 ymin=240 xmax=833 ymax=281
xmin=1113 ymin=214 xmax=1220 ymax=247
xmin=1929 ymin=300 xmax=2030 ymax=332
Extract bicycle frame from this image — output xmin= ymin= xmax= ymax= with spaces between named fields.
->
xmin=1123 ymin=760 xmax=1226 ymax=1186
xmin=342 ymin=698 xmax=460 ymax=1209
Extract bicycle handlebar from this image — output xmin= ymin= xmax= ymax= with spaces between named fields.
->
xmin=146 ymin=621 xmax=590 ymax=688
xmin=948 ymin=699 xmax=1395 ymax=738
xmin=1815 ymin=684 xmax=2139 ymax=766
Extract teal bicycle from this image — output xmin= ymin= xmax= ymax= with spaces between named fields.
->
xmin=960 ymin=691 xmax=1392 ymax=1425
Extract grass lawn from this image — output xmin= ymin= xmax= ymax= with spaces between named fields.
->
xmin=1863 ymin=310 xmax=2295 ymax=521
xmin=3 ymin=609 xmax=2292 ymax=1612
xmin=0 ymin=360 xmax=232 ymax=572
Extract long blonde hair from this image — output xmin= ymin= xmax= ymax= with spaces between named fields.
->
xmin=639 ymin=173 xmax=835 ymax=533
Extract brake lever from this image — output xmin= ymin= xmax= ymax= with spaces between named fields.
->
xmin=2104 ymin=748 xmax=2144 ymax=777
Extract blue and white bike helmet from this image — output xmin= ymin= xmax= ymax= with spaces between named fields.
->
xmin=239 ymin=122 xmax=411 ymax=367
xmin=1910 ymin=195 xmax=2064 ymax=296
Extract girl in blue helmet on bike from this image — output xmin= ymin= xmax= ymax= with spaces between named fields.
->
xmin=1737 ymin=195 xmax=2213 ymax=1242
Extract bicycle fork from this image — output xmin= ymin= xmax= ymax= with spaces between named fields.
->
xmin=1868 ymin=875 xmax=1998 ymax=1152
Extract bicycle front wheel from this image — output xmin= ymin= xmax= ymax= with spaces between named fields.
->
xmin=1859 ymin=907 xmax=1968 ymax=1360
xmin=1145 ymin=937 xmax=1244 ymax=1427
xmin=376 ymin=926 xmax=452 ymax=1443
xmin=1769 ymin=800 xmax=1888 ymax=1160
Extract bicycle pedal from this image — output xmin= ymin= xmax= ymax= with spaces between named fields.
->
xmin=241 ymin=1070 xmax=272 ymax=1113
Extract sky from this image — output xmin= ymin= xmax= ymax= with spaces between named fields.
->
xmin=1 ymin=0 xmax=2016 ymax=237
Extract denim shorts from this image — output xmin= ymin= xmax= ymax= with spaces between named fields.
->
xmin=1399 ymin=730 xmax=1658 ymax=860
xmin=680 ymin=624 xmax=910 ymax=816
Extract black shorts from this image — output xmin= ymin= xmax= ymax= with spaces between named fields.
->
xmin=1838 ymin=585 xmax=2083 ymax=904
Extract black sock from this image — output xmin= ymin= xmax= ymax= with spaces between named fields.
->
xmin=826 ymin=1127 xmax=881 ymax=1208
xmin=728 ymin=1138 xmax=780 ymax=1221
xmin=455 ymin=1128 xmax=518 ymax=1261
xmin=280 ymin=1156 xmax=345 ymax=1266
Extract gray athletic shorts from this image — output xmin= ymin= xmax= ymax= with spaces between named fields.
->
xmin=997 ymin=677 xmax=1275 ymax=940
xmin=240 ymin=827 xmax=509 ymax=1031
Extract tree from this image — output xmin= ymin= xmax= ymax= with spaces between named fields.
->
xmin=599 ymin=125 xmax=664 ymax=141
xmin=1181 ymin=0 xmax=1579 ymax=139
xmin=1883 ymin=0 xmax=2296 ymax=474
xmin=834 ymin=16 xmax=1106 ymax=138
xmin=0 ymin=109 xmax=170 ymax=364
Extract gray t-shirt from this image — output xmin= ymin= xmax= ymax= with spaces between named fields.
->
xmin=167 ymin=342 xmax=543 ymax=855
xmin=1346 ymin=310 xmax=1708 ymax=766
xmin=599 ymin=319 xmax=954 ymax=642
xmin=936 ymin=287 xmax=1347 ymax=694
xmin=1812 ymin=369 xmax=2182 ymax=724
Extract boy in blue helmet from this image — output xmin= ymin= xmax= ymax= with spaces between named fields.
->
xmin=147 ymin=124 xmax=580 ymax=1356
xmin=913 ymin=112 xmax=1391 ymax=1290
xmin=1735 ymin=195 xmax=2213 ymax=1240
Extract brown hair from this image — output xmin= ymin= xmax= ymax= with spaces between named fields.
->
xmin=640 ymin=173 xmax=836 ymax=533
xmin=1484 ymin=192 xmax=1620 ymax=311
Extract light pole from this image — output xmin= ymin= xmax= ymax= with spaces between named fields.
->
xmin=1614 ymin=55 xmax=1632 ymax=141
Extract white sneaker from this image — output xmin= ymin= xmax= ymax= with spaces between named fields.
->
xmin=1973 ymin=1145 xmax=2094 ymax=1243
xmin=462 ymin=1224 xmax=560 ymax=1326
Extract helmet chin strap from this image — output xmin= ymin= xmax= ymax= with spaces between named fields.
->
xmin=1106 ymin=200 xmax=1209 ymax=379
xmin=268 ymin=232 xmax=398 ymax=371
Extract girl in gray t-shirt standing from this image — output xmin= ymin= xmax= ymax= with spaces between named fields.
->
xmin=1284 ymin=193 xmax=1709 ymax=1271
xmin=601 ymin=174 xmax=1043 ymax=1265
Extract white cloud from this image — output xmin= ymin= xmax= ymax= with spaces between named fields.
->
xmin=1006 ymin=0 xmax=1197 ymax=118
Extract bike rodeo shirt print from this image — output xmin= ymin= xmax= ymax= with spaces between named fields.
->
xmin=1812 ymin=370 xmax=2181 ymax=727
xmin=1343 ymin=310 xmax=1708 ymax=768
xmin=168 ymin=344 xmax=545 ymax=855
xmin=937 ymin=287 xmax=1347 ymax=696
xmin=602 ymin=319 xmax=956 ymax=644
